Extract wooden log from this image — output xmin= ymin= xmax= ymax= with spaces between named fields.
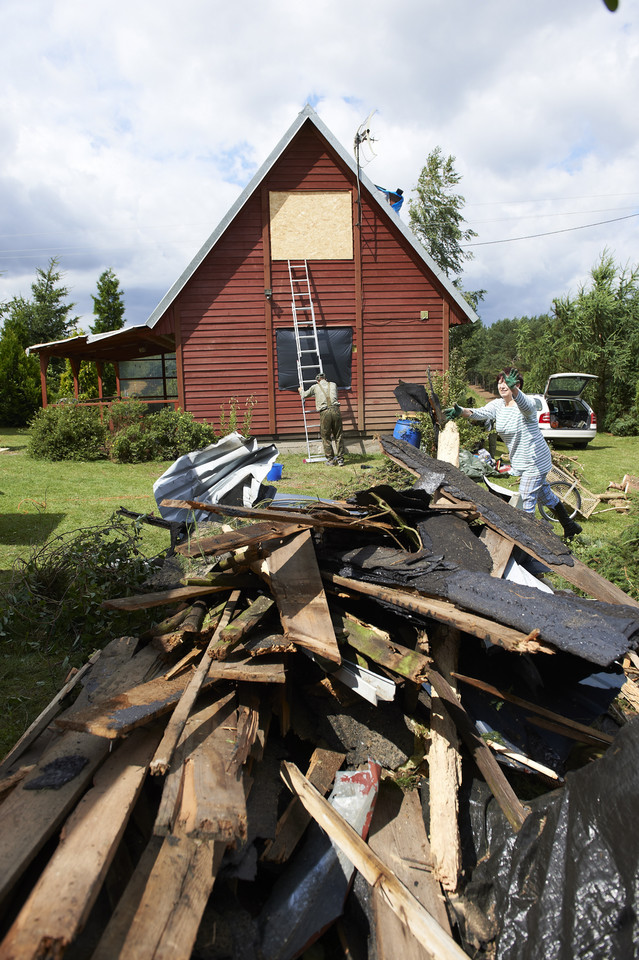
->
xmin=261 ymin=747 xmax=345 ymax=863
xmin=210 ymin=594 xmax=275 ymax=660
xmin=150 ymin=591 xmax=241 ymax=776
xmin=280 ymin=762 xmax=470 ymax=960
xmin=324 ymin=572 xmax=554 ymax=655
xmin=336 ymin=610 xmax=431 ymax=682
xmin=0 ymin=729 xmax=160 ymax=960
xmin=369 ymin=783 xmax=451 ymax=959
xmin=256 ymin=529 xmax=341 ymax=663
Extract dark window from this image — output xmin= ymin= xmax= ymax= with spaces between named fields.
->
xmin=119 ymin=354 xmax=178 ymax=399
xmin=275 ymin=327 xmax=353 ymax=390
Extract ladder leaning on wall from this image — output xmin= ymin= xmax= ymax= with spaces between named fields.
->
xmin=288 ymin=260 xmax=326 ymax=462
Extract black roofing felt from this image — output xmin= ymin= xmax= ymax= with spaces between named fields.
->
xmin=380 ymin=434 xmax=574 ymax=567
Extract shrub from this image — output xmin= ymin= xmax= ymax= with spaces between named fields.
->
xmin=0 ymin=514 xmax=153 ymax=655
xmin=108 ymin=398 xmax=147 ymax=432
xmin=414 ymin=358 xmax=488 ymax=457
xmin=110 ymin=408 xmax=217 ymax=463
xmin=608 ymin=414 xmax=639 ymax=437
xmin=27 ymin=403 xmax=107 ymax=461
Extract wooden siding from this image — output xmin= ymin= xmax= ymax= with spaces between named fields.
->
xmin=156 ymin=121 xmax=462 ymax=438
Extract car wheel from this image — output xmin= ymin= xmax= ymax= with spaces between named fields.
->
xmin=574 ymin=441 xmax=589 ymax=449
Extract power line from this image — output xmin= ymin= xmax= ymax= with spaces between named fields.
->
xmin=462 ymin=211 xmax=639 ymax=247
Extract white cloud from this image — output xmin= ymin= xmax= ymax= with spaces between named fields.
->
xmin=1 ymin=0 xmax=638 ymax=332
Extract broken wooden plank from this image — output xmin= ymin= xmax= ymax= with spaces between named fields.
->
xmin=56 ymin=653 xmax=285 ymax=740
xmin=0 ymin=728 xmax=160 ymax=960
xmin=0 ymin=650 xmax=100 ymax=776
xmin=150 ymin=591 xmax=241 ymax=775
xmin=280 ymin=762 xmax=470 ymax=960
xmin=210 ymin=594 xmax=275 ymax=660
xmin=0 ymin=637 xmax=159 ymax=909
xmin=369 ymin=782 xmax=451 ymax=958
xmin=153 ymin=692 xmax=237 ymax=836
xmin=261 ymin=747 xmax=345 ymax=863
xmin=479 ymin=525 xmax=515 ymax=578
xmin=429 ymin=628 xmax=462 ymax=891
xmin=102 ymin=580 xmax=248 ymax=612
xmin=0 ymin=764 xmax=34 ymax=804
xmin=427 ymin=666 xmax=530 ymax=832
xmin=116 ymin=826 xmax=225 ymax=960
xmin=256 ymin=529 xmax=341 ymax=663
xmin=175 ymin=519 xmax=313 ymax=557
xmin=336 ymin=609 xmax=431 ymax=683
xmin=324 ymin=572 xmax=555 ymax=655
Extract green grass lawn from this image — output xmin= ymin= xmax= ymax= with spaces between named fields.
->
xmin=0 ymin=423 xmax=637 ymax=758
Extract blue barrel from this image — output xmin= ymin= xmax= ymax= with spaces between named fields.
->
xmin=266 ymin=463 xmax=283 ymax=481
xmin=393 ymin=418 xmax=420 ymax=447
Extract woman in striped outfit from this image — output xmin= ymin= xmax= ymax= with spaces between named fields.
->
xmin=447 ymin=367 xmax=582 ymax=538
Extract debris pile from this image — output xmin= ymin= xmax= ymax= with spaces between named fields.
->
xmin=1 ymin=434 xmax=639 ymax=960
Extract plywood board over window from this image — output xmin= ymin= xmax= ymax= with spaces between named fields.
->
xmin=269 ymin=191 xmax=353 ymax=260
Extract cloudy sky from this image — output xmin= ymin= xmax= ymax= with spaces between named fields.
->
xmin=1 ymin=0 xmax=637 ymax=334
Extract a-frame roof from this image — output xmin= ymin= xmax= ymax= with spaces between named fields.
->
xmin=145 ymin=104 xmax=478 ymax=328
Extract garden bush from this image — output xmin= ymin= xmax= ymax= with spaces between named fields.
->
xmin=27 ymin=403 xmax=107 ymax=461
xmin=107 ymin=397 xmax=147 ymax=431
xmin=109 ymin=408 xmax=217 ymax=463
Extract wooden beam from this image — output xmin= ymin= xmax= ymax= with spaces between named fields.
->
xmin=150 ymin=592 xmax=241 ymax=776
xmin=102 ymin=580 xmax=247 ymax=612
xmin=324 ymin=572 xmax=554 ymax=655
xmin=175 ymin=520 xmax=312 ymax=558
xmin=280 ymin=762 xmax=470 ymax=960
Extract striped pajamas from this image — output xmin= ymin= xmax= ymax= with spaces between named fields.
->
xmin=469 ymin=391 xmax=559 ymax=515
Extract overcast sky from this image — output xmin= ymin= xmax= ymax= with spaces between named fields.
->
xmin=1 ymin=0 xmax=637 ymax=335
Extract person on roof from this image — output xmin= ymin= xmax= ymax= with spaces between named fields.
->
xmin=299 ymin=373 xmax=346 ymax=466
xmin=445 ymin=367 xmax=582 ymax=538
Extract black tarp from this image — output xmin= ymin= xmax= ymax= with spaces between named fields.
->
xmin=464 ymin=718 xmax=639 ymax=960
xmin=275 ymin=327 xmax=353 ymax=390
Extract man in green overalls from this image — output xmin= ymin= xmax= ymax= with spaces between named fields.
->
xmin=299 ymin=373 xmax=346 ymax=465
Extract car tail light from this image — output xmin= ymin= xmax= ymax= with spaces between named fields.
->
xmin=539 ymin=413 xmax=550 ymax=425
xmin=590 ymin=412 xmax=597 ymax=426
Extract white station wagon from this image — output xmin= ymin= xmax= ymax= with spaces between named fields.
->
xmin=530 ymin=373 xmax=598 ymax=448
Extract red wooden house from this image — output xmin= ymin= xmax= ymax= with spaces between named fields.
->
xmin=28 ymin=105 xmax=477 ymax=439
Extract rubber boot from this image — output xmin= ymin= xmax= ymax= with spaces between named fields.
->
xmin=552 ymin=501 xmax=582 ymax=538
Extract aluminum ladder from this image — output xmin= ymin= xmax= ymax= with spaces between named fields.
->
xmin=288 ymin=260 xmax=326 ymax=462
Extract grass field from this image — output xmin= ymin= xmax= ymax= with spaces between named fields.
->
xmin=0 ymin=422 xmax=637 ymax=756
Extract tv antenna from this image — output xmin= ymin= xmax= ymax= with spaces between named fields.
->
xmin=353 ymin=110 xmax=377 ymax=227
xmin=354 ymin=110 xmax=378 ymax=169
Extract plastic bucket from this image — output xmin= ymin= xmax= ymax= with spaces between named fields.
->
xmin=266 ymin=463 xmax=283 ymax=481
xmin=393 ymin=418 xmax=420 ymax=447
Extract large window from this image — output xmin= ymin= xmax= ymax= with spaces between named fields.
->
xmin=119 ymin=354 xmax=178 ymax=399
xmin=275 ymin=328 xmax=352 ymax=390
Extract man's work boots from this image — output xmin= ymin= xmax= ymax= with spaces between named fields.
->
xmin=552 ymin=501 xmax=582 ymax=538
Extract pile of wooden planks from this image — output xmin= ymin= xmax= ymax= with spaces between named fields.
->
xmin=1 ymin=433 xmax=638 ymax=960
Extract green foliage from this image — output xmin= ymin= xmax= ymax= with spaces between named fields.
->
xmin=0 ymin=258 xmax=77 ymax=350
xmin=57 ymin=357 xmax=99 ymax=401
xmin=218 ymin=395 xmax=257 ymax=438
xmin=408 ymin=146 xmax=477 ymax=281
xmin=109 ymin=408 xmax=217 ymax=463
xmin=108 ymin=398 xmax=147 ymax=431
xmin=414 ymin=350 xmax=488 ymax=455
xmin=570 ymin=500 xmax=639 ymax=601
xmin=0 ymin=328 xmax=42 ymax=426
xmin=27 ymin=403 xmax=107 ymax=461
xmin=0 ymin=515 xmax=153 ymax=656
xmin=91 ymin=268 xmax=126 ymax=334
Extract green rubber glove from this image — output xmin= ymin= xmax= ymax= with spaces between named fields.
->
xmin=504 ymin=369 xmax=520 ymax=389
xmin=444 ymin=403 xmax=463 ymax=421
